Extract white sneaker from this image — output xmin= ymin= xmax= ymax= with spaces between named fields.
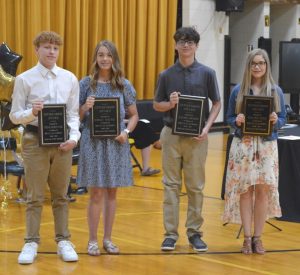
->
xmin=18 ymin=242 xmax=38 ymax=264
xmin=57 ymin=240 xmax=78 ymax=262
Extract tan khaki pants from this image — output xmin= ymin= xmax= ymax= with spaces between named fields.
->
xmin=22 ymin=131 xmax=72 ymax=243
xmin=160 ymin=126 xmax=208 ymax=240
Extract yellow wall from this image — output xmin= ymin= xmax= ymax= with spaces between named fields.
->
xmin=0 ymin=0 xmax=178 ymax=99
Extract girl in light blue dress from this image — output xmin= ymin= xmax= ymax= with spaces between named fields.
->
xmin=77 ymin=40 xmax=138 ymax=256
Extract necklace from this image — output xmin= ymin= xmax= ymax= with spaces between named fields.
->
xmin=98 ymin=79 xmax=111 ymax=83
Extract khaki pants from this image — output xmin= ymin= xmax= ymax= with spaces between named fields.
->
xmin=22 ymin=131 xmax=72 ymax=243
xmin=160 ymin=126 xmax=208 ymax=240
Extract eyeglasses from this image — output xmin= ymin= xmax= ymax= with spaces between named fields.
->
xmin=251 ymin=61 xmax=266 ymax=68
xmin=177 ymin=40 xmax=195 ymax=47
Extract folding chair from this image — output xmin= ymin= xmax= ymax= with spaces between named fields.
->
xmin=128 ymin=138 xmax=142 ymax=172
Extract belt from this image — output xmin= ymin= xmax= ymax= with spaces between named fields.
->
xmin=25 ymin=125 xmax=38 ymax=133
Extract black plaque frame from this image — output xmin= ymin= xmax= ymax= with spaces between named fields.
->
xmin=38 ymin=104 xmax=67 ymax=146
xmin=242 ymin=95 xmax=274 ymax=136
xmin=172 ymin=95 xmax=205 ymax=137
xmin=90 ymin=97 xmax=120 ymax=138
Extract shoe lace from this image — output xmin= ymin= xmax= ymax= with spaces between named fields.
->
xmin=164 ymin=238 xmax=175 ymax=245
xmin=22 ymin=243 xmax=37 ymax=253
xmin=190 ymin=234 xmax=201 ymax=241
xmin=59 ymin=241 xmax=75 ymax=252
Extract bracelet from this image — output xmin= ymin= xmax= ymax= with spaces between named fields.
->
xmin=123 ymin=128 xmax=130 ymax=136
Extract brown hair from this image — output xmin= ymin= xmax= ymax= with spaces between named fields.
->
xmin=33 ymin=31 xmax=63 ymax=47
xmin=89 ymin=40 xmax=124 ymax=91
xmin=173 ymin=26 xmax=200 ymax=44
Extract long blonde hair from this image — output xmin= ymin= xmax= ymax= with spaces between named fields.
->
xmin=236 ymin=48 xmax=280 ymax=113
xmin=89 ymin=40 xmax=124 ymax=91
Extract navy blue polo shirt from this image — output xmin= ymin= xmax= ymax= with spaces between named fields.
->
xmin=154 ymin=60 xmax=221 ymax=127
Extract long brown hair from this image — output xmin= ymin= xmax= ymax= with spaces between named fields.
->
xmin=89 ymin=40 xmax=124 ymax=91
xmin=236 ymin=48 xmax=280 ymax=113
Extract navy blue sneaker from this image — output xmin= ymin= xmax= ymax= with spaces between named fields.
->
xmin=161 ymin=238 xmax=176 ymax=251
xmin=188 ymin=234 xmax=208 ymax=252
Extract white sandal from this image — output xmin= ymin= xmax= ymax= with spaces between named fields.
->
xmin=103 ymin=240 xmax=120 ymax=254
xmin=87 ymin=241 xmax=100 ymax=256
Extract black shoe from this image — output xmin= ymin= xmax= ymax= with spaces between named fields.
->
xmin=67 ymin=195 xmax=76 ymax=203
xmin=75 ymin=187 xmax=87 ymax=195
xmin=161 ymin=238 xmax=176 ymax=251
xmin=188 ymin=234 xmax=208 ymax=252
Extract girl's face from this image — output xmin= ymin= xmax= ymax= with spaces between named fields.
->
xmin=251 ymin=54 xmax=267 ymax=80
xmin=96 ymin=46 xmax=113 ymax=71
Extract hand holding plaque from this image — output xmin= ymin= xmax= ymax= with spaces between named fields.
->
xmin=172 ymin=95 xmax=205 ymax=137
xmin=242 ymin=95 xmax=274 ymax=136
xmin=90 ymin=97 xmax=120 ymax=138
xmin=38 ymin=104 xmax=67 ymax=146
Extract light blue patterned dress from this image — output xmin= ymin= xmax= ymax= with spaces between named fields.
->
xmin=76 ymin=76 xmax=136 ymax=188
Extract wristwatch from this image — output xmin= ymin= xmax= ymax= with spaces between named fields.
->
xmin=124 ymin=128 xmax=130 ymax=136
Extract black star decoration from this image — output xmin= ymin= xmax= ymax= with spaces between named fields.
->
xmin=0 ymin=42 xmax=22 ymax=76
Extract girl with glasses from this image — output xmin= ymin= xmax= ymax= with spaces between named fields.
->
xmin=223 ymin=48 xmax=286 ymax=255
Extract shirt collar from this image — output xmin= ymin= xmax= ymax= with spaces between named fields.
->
xmin=175 ymin=59 xmax=199 ymax=72
xmin=36 ymin=62 xmax=59 ymax=77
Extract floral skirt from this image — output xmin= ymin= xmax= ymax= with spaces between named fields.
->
xmin=222 ymin=136 xmax=282 ymax=224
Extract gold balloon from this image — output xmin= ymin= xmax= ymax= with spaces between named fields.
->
xmin=0 ymin=177 xmax=12 ymax=210
xmin=0 ymin=65 xmax=15 ymax=102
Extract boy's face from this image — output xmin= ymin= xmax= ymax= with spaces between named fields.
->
xmin=175 ymin=38 xmax=198 ymax=59
xmin=35 ymin=42 xmax=59 ymax=69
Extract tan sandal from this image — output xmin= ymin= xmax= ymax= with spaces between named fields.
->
xmin=87 ymin=241 xmax=100 ymax=256
xmin=241 ymin=236 xmax=252 ymax=255
xmin=252 ymin=236 xmax=265 ymax=255
xmin=103 ymin=240 xmax=120 ymax=254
